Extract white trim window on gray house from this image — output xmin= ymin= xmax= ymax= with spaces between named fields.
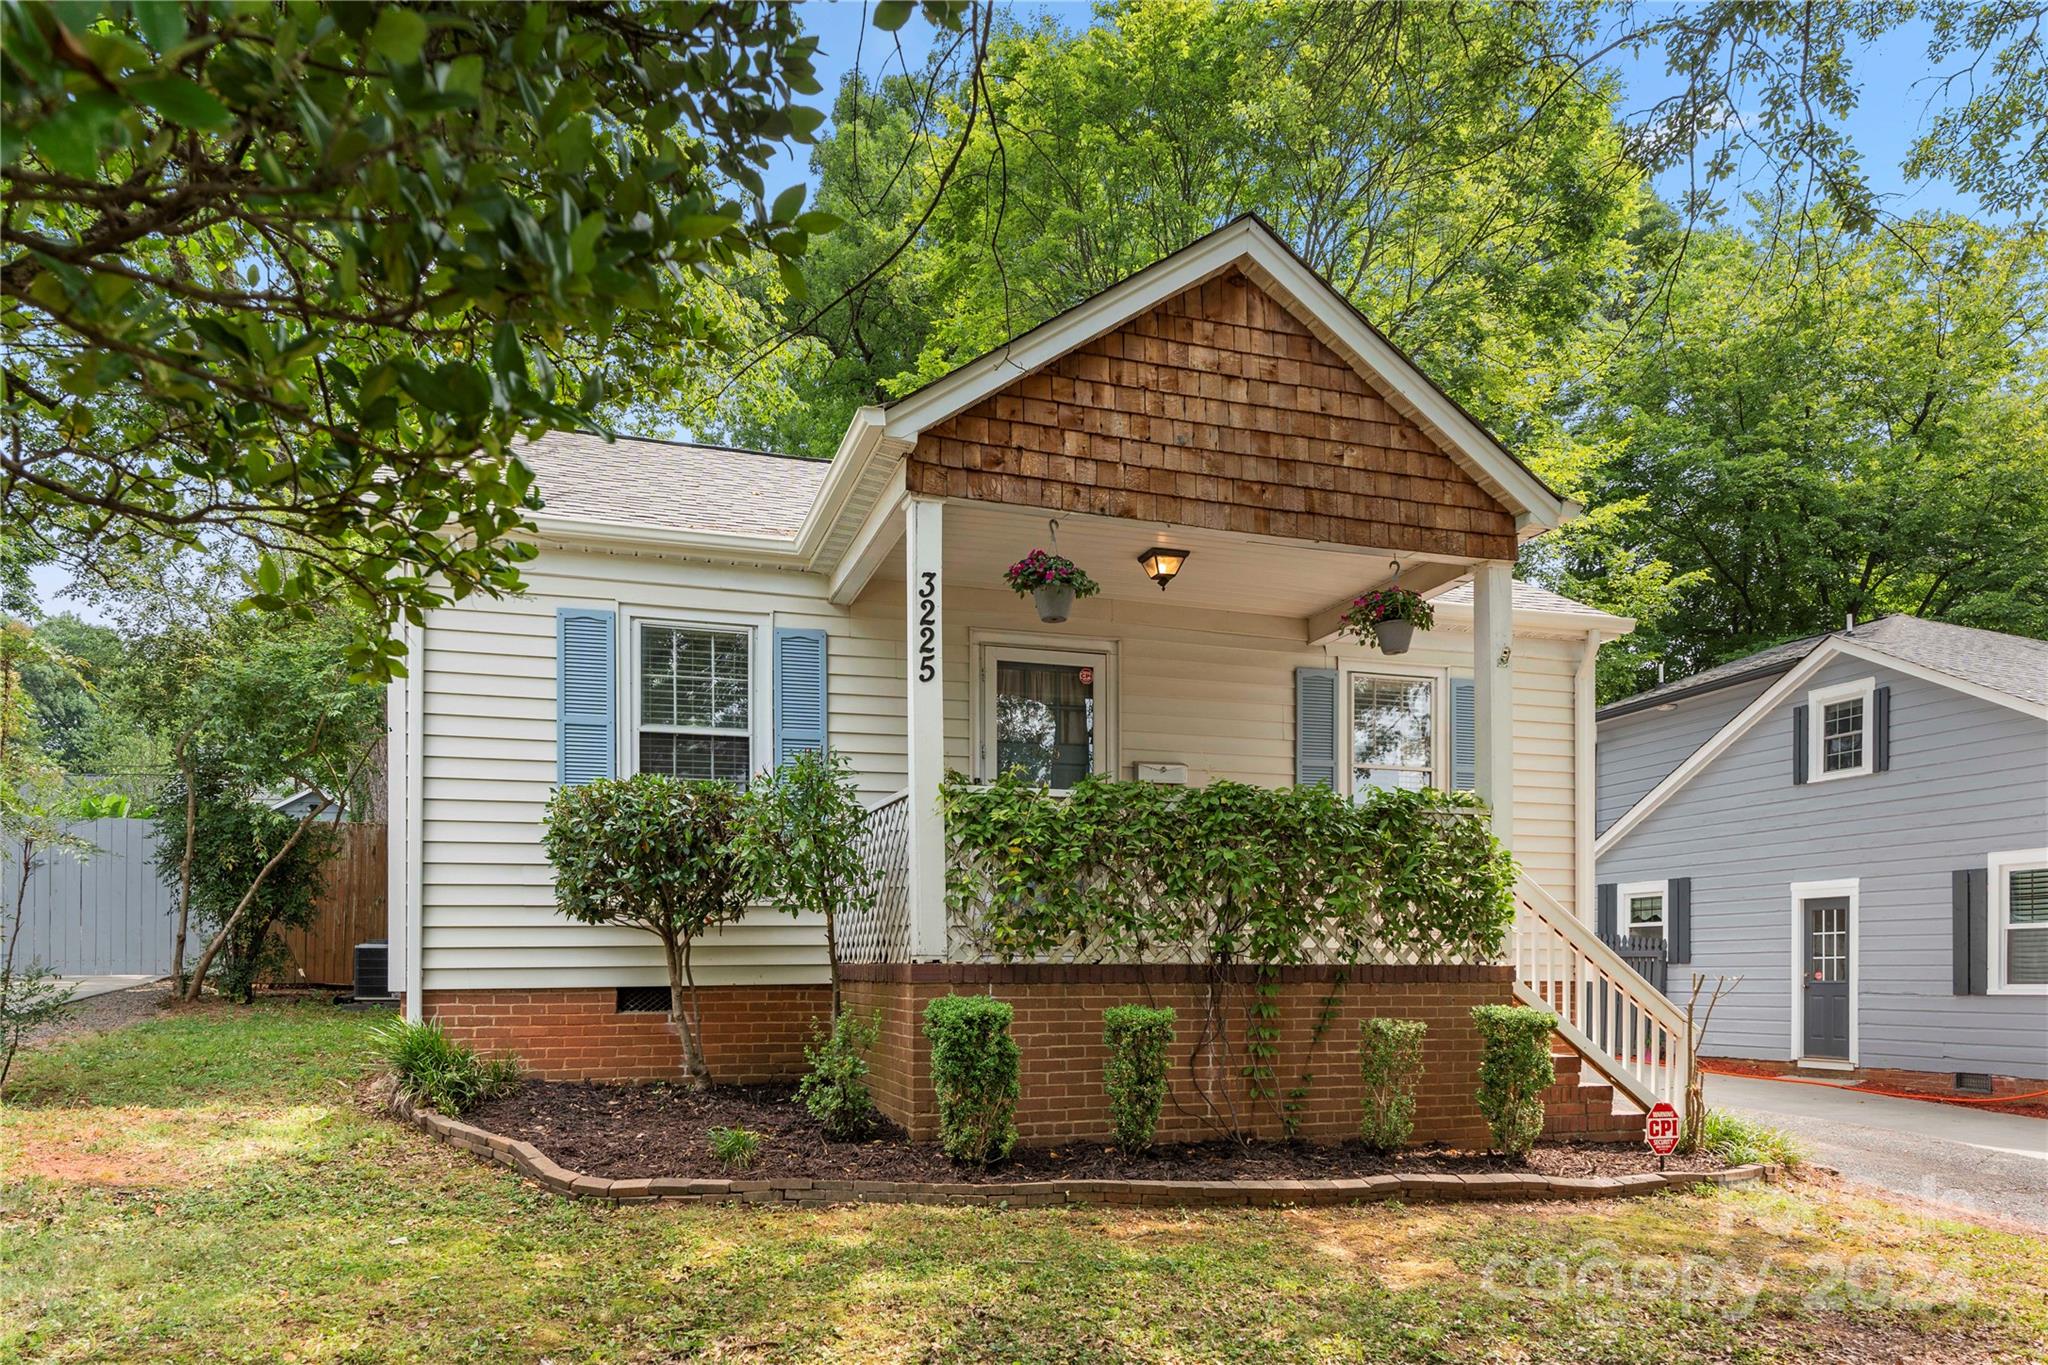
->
xmin=1594 ymin=615 xmax=2048 ymax=1086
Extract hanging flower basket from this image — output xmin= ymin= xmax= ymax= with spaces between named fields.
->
xmin=1006 ymin=549 xmax=1100 ymax=623
xmin=1342 ymin=586 xmax=1435 ymax=655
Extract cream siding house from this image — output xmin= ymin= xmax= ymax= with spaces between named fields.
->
xmin=385 ymin=217 xmax=1682 ymax=1128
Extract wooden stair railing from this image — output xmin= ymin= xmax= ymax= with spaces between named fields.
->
xmin=1510 ymin=876 xmax=1690 ymax=1124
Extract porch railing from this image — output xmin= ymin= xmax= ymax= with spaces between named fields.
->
xmin=1511 ymin=876 xmax=1690 ymax=1123
xmin=839 ymin=790 xmax=911 ymax=963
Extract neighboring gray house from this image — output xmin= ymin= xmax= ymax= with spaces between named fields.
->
xmin=1594 ymin=616 xmax=2048 ymax=1088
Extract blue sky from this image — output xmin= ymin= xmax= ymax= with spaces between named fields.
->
xmin=28 ymin=3 xmax=1993 ymax=622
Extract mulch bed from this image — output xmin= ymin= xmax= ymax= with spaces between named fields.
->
xmin=468 ymin=1079 xmax=1731 ymax=1184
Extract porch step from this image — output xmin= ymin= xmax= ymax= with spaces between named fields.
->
xmin=1540 ymin=1032 xmax=1648 ymax=1144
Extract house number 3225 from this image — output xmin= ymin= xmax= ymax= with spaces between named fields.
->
xmin=916 ymin=572 xmax=937 ymax=682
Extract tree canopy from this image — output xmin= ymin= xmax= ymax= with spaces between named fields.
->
xmin=1 ymin=1 xmax=962 ymax=677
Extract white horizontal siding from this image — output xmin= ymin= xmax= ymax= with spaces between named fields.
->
xmin=414 ymin=548 xmax=1593 ymax=991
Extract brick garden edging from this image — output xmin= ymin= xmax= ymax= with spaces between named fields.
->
xmin=387 ymin=1087 xmax=1774 ymax=1209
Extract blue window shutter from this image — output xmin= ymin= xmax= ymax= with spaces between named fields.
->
xmin=1450 ymin=676 xmax=1477 ymax=792
xmin=556 ymin=608 xmax=616 ymax=786
xmin=1294 ymin=667 xmax=1338 ymax=788
xmin=1596 ymin=882 xmax=1618 ymax=941
xmin=773 ymin=628 xmax=829 ymax=767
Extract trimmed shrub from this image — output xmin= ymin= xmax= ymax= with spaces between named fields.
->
xmin=1101 ymin=1004 xmax=1175 ymax=1155
xmin=376 ymin=1018 xmax=518 ymax=1116
xmin=1358 ymin=1017 xmax=1428 ymax=1151
xmin=709 ymin=1126 xmax=764 ymax=1170
xmin=1470 ymin=1005 xmax=1557 ymax=1156
xmin=922 ymin=994 xmax=1020 ymax=1165
xmin=798 ymin=1009 xmax=881 ymax=1140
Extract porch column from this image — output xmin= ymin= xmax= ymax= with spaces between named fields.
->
xmin=904 ymin=495 xmax=948 ymax=960
xmin=1472 ymin=560 xmax=1515 ymax=847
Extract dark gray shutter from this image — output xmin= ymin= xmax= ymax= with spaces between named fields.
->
xmin=1295 ymin=668 xmax=1339 ymax=788
xmin=1791 ymin=704 xmax=1809 ymax=785
xmin=1668 ymin=876 xmax=1692 ymax=964
xmin=1449 ymin=676 xmax=1477 ymax=791
xmin=1596 ymin=882 xmax=1618 ymax=940
xmin=772 ymin=627 xmax=829 ymax=767
xmin=1873 ymin=685 xmax=1891 ymax=772
xmin=556 ymin=607 xmax=616 ymax=786
xmin=1953 ymin=868 xmax=1988 ymax=995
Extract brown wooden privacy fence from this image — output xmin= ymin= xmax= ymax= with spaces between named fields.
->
xmin=274 ymin=822 xmax=388 ymax=988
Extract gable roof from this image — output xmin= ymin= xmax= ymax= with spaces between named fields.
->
xmin=878 ymin=215 xmax=1575 ymax=537
xmin=1596 ymin=618 xmax=2048 ymax=854
xmin=521 ymin=217 xmax=1579 ymax=565
xmin=1603 ymin=615 xmax=2048 ymax=721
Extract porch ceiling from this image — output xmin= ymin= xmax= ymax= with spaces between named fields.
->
xmin=872 ymin=500 xmax=1457 ymax=619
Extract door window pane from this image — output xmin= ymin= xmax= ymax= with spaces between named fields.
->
xmin=1352 ymin=675 xmax=1434 ymax=795
xmin=995 ymin=660 xmax=1096 ymax=788
xmin=1808 ymin=902 xmax=1848 ymax=983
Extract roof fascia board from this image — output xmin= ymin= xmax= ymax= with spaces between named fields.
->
xmin=529 ymin=511 xmax=803 ymax=562
xmin=796 ymin=406 xmax=905 ymax=565
xmin=1597 ymin=661 xmax=1799 ymax=722
xmin=1595 ymin=635 xmax=2048 ymax=856
xmin=827 ymin=468 xmax=909 ymax=606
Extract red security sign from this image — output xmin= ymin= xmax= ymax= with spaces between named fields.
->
xmin=1645 ymin=1101 xmax=1681 ymax=1155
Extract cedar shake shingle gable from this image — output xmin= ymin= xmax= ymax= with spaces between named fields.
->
xmin=904 ymin=268 xmax=1520 ymax=562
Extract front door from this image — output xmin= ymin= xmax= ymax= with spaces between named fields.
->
xmin=1802 ymin=895 xmax=1850 ymax=1059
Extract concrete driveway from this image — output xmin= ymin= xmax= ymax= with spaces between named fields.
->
xmin=55 ymin=974 xmax=163 ymax=1002
xmin=1705 ymin=1073 xmax=2048 ymax=1230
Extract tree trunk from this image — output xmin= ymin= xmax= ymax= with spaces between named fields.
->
xmin=181 ymin=796 xmax=330 ymax=1001
xmin=169 ymin=748 xmax=197 ymax=995
xmin=663 ymin=932 xmax=711 ymax=1089
xmin=823 ymin=893 xmax=841 ymax=1021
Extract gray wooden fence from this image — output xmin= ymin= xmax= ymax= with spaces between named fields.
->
xmin=1 ymin=818 xmax=177 ymax=976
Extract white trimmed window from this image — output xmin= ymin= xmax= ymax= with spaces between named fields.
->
xmin=1990 ymin=850 xmax=2048 ymax=994
xmin=1620 ymin=882 xmax=1666 ymax=942
xmin=1351 ymin=673 xmax=1436 ymax=795
xmin=635 ymin=621 xmax=753 ymax=782
xmin=1807 ymin=677 xmax=1875 ymax=780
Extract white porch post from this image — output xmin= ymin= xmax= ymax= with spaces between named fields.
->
xmin=1472 ymin=560 xmax=1515 ymax=848
xmin=904 ymin=495 xmax=948 ymax=960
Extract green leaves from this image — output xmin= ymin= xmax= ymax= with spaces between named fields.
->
xmin=2 ymin=1 xmax=860 ymax=681
xmin=941 ymin=774 xmax=1517 ymax=969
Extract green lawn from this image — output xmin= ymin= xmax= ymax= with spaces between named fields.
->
xmin=4 ymin=1000 xmax=2043 ymax=1363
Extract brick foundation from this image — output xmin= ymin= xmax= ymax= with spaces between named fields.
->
xmin=842 ymin=963 xmax=1605 ymax=1147
xmin=421 ymin=986 xmax=830 ymax=1082
xmin=1708 ymin=1055 xmax=2048 ymax=1101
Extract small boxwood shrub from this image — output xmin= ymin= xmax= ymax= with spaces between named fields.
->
xmin=1358 ymin=1017 xmax=1427 ymax=1151
xmin=1101 ymin=1004 xmax=1175 ymax=1155
xmin=1470 ymin=1004 xmax=1557 ymax=1156
xmin=922 ymin=994 xmax=1020 ymax=1165
xmin=376 ymin=1018 xmax=519 ymax=1116
xmin=798 ymin=1010 xmax=881 ymax=1140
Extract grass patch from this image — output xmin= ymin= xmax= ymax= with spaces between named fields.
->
xmin=1699 ymin=1108 xmax=1806 ymax=1168
xmin=3 ymin=1001 xmax=2042 ymax=1363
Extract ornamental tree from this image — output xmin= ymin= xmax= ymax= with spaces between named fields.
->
xmin=739 ymin=747 xmax=872 ymax=1019
xmin=543 ymin=773 xmax=752 ymax=1086
xmin=0 ymin=1 xmax=965 ymax=677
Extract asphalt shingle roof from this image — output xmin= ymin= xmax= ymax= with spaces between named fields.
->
xmin=1603 ymin=615 xmax=2047 ymax=717
xmin=517 ymin=430 xmax=827 ymax=539
xmin=1434 ymin=579 xmax=1620 ymax=621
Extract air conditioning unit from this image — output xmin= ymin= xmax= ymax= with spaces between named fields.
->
xmin=352 ymin=939 xmax=395 ymax=1002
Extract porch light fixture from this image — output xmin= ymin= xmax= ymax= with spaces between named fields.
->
xmin=1136 ymin=546 xmax=1191 ymax=590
